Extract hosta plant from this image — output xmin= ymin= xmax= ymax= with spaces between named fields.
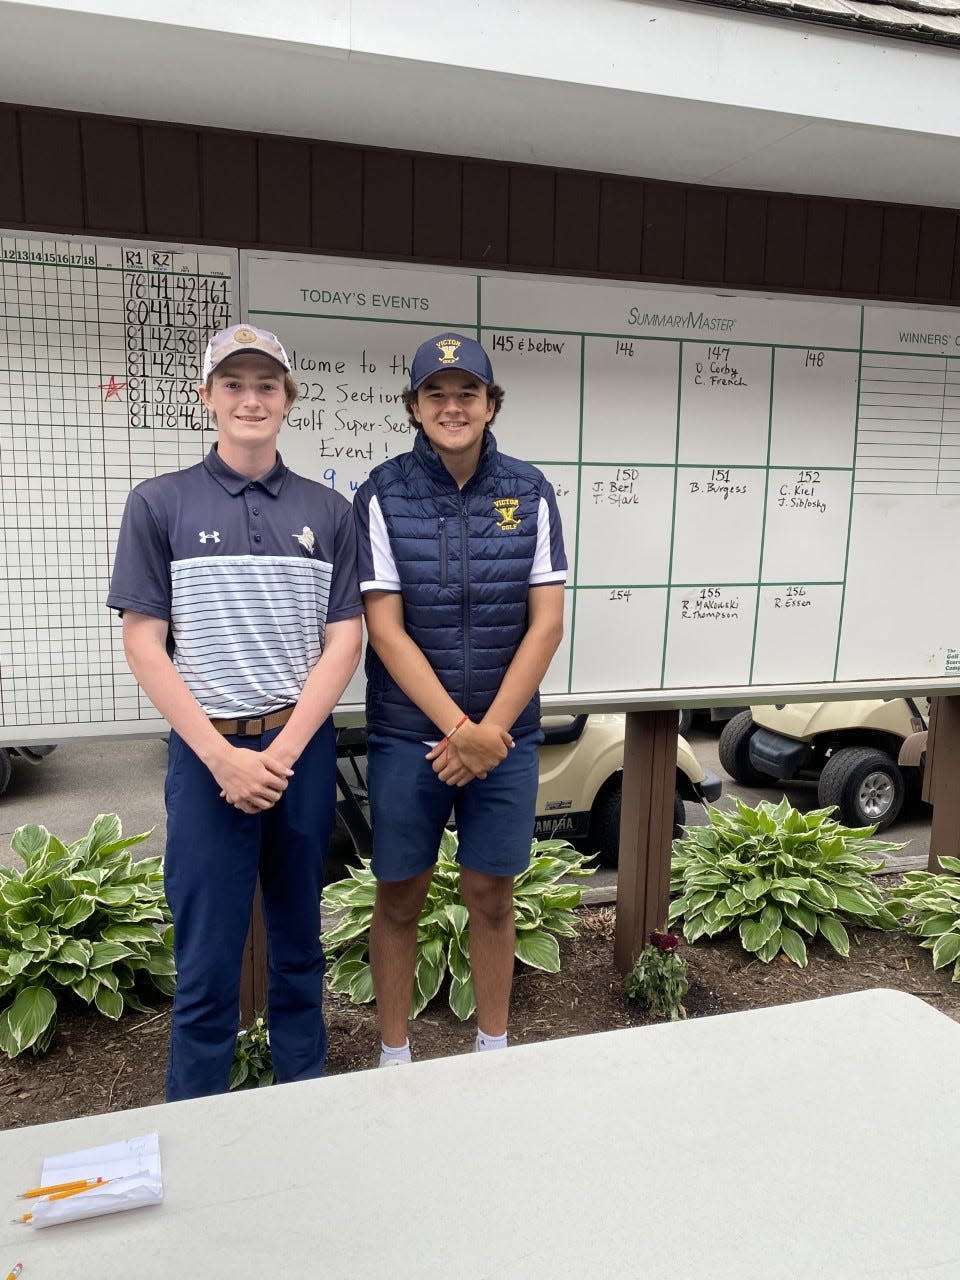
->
xmin=885 ymin=856 xmax=960 ymax=982
xmin=0 ymin=815 xmax=175 ymax=1058
xmin=322 ymin=833 xmax=594 ymax=1020
xmin=669 ymin=797 xmax=903 ymax=967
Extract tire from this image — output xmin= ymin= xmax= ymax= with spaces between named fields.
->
xmin=818 ymin=746 xmax=905 ymax=831
xmin=0 ymin=750 xmax=11 ymax=797
xmin=673 ymin=791 xmax=686 ymax=839
xmin=590 ymin=780 xmax=622 ymax=868
xmin=678 ymin=709 xmax=694 ymax=736
xmin=590 ymin=779 xmax=686 ymax=867
xmin=323 ymin=813 xmax=359 ymax=886
xmin=717 ymin=711 xmax=768 ymax=787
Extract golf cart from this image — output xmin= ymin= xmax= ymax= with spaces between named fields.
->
xmin=533 ymin=713 xmax=721 ymax=866
xmin=717 ymin=697 xmax=929 ymax=830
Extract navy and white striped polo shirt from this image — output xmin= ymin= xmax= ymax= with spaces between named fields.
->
xmin=107 ymin=446 xmax=361 ymax=719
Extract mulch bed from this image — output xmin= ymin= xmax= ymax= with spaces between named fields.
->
xmin=0 ymin=903 xmax=956 ymax=1131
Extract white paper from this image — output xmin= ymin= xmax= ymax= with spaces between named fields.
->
xmin=29 ymin=1133 xmax=163 ymax=1228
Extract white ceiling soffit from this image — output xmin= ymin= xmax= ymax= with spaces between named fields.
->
xmin=1 ymin=0 xmax=959 ymax=208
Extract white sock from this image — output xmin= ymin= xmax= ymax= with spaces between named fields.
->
xmin=379 ymin=1039 xmax=412 ymax=1067
xmin=475 ymin=1029 xmax=508 ymax=1052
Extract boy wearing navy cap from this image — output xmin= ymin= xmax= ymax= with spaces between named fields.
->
xmin=354 ymin=332 xmax=567 ymax=1063
xmin=107 ymin=323 xmax=362 ymax=1100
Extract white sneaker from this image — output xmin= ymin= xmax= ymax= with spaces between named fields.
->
xmin=378 ymin=1048 xmax=412 ymax=1068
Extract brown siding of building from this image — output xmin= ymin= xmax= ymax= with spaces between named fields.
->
xmin=0 ymin=106 xmax=23 ymax=225
xmin=2 ymin=101 xmax=958 ymax=307
xmin=554 ymin=172 xmax=600 ymax=273
xmin=311 ymin=144 xmax=363 ymax=254
xmin=684 ymin=188 xmax=727 ymax=287
xmin=413 ymin=155 xmax=462 ymax=262
xmin=200 ymin=131 xmax=257 ymax=245
xmin=258 ymin=137 xmax=311 ymax=250
xmin=20 ymin=110 xmax=84 ymax=229
xmin=142 ymin=125 xmax=201 ymax=240
xmin=461 ymin=161 xmax=509 ymax=265
xmin=81 ymin=117 xmax=144 ymax=234
xmin=841 ymin=204 xmax=883 ymax=297
xmin=362 ymin=150 xmax=413 ymax=258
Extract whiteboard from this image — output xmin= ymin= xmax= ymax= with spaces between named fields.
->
xmin=2 ymin=233 xmax=960 ymax=742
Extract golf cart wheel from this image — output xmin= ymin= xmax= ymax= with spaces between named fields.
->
xmin=818 ymin=746 xmax=905 ymax=830
xmin=673 ymin=791 xmax=686 ymax=838
xmin=717 ymin=711 xmax=768 ymax=787
xmin=590 ymin=780 xmax=622 ymax=868
xmin=591 ymin=779 xmax=686 ymax=867
xmin=0 ymin=750 xmax=10 ymax=796
xmin=678 ymin=709 xmax=694 ymax=736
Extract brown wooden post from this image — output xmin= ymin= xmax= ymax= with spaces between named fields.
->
xmin=614 ymin=709 xmax=678 ymax=973
xmin=239 ymin=885 xmax=269 ymax=1024
xmin=923 ymin=695 xmax=960 ymax=871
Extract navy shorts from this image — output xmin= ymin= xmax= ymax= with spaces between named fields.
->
xmin=367 ymin=729 xmax=543 ymax=882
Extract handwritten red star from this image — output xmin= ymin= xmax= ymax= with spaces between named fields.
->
xmin=100 ymin=375 xmax=127 ymax=402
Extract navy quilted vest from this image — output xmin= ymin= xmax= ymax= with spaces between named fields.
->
xmin=365 ymin=431 xmax=547 ymax=740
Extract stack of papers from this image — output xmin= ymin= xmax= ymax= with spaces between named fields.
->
xmin=28 ymin=1133 xmax=163 ymax=1228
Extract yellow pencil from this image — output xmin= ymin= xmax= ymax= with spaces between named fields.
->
xmin=17 ymin=1177 xmax=106 ymax=1199
xmin=4 ymin=1264 xmax=23 ymax=1280
xmin=13 ymin=1181 xmax=111 ymax=1222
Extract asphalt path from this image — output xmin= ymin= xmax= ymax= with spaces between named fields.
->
xmin=0 ymin=725 xmax=934 ymax=885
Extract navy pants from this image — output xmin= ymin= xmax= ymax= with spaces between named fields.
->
xmin=163 ymin=718 xmax=336 ymax=1101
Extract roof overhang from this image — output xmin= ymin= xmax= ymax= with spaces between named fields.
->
xmin=2 ymin=0 xmax=959 ymax=208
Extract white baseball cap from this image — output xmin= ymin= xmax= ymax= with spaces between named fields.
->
xmin=202 ymin=324 xmax=292 ymax=380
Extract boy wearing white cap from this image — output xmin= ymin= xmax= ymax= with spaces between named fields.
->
xmin=107 ymin=323 xmax=362 ymax=1100
xmin=354 ymin=332 xmax=567 ymax=1063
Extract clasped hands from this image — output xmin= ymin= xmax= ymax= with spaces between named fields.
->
xmin=425 ymin=718 xmax=514 ymax=787
xmin=214 ymin=745 xmax=294 ymax=814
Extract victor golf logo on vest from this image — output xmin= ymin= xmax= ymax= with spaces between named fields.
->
xmin=492 ymin=499 xmax=521 ymax=532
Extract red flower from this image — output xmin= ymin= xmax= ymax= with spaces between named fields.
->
xmin=650 ymin=931 xmax=680 ymax=951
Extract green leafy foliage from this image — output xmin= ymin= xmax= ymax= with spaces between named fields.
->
xmin=322 ymin=833 xmax=594 ymax=1020
xmin=886 ymin=856 xmax=960 ymax=982
xmin=625 ymin=932 xmax=688 ymax=1020
xmin=0 ymin=816 xmax=174 ymax=1058
xmin=229 ymin=1014 xmax=275 ymax=1090
xmin=669 ymin=797 xmax=903 ymax=967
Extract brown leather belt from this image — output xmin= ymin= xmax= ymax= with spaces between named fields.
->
xmin=209 ymin=705 xmax=296 ymax=737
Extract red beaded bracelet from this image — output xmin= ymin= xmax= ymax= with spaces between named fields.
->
xmin=437 ymin=714 xmax=469 ymax=751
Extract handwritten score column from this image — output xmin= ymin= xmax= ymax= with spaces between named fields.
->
xmin=664 ymin=341 xmax=770 ymax=687
xmin=752 ymin=345 xmax=859 ymax=685
xmin=0 ymin=234 xmax=235 ymax=732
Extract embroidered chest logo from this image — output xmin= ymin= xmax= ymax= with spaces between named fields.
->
xmin=492 ymin=499 xmax=521 ymax=532
xmin=198 ymin=530 xmax=220 ymax=544
xmin=436 ymin=337 xmax=461 ymax=365
xmin=293 ymin=526 xmax=316 ymax=554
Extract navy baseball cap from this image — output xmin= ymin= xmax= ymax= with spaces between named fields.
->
xmin=409 ymin=332 xmax=494 ymax=390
